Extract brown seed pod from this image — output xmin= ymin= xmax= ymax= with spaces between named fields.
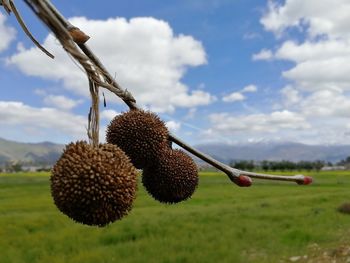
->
xmin=106 ymin=109 xmax=169 ymax=169
xmin=50 ymin=141 xmax=137 ymax=227
xmin=142 ymin=148 xmax=198 ymax=204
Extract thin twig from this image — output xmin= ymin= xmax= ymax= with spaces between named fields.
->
xmin=0 ymin=0 xmax=12 ymax=14
xmin=1 ymin=0 xmax=54 ymax=58
xmin=88 ymin=78 xmax=99 ymax=147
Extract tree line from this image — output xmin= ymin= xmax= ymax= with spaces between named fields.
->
xmin=230 ymin=160 xmax=331 ymax=171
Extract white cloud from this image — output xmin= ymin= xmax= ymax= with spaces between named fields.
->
xmin=7 ymin=16 xmax=213 ymax=113
xmin=169 ymin=89 xmax=215 ymax=109
xmin=242 ymin=84 xmax=258 ymax=93
xmin=222 ymin=85 xmax=257 ymax=103
xmin=301 ymin=90 xmax=350 ymax=118
xmin=261 ymin=0 xmax=350 ymax=39
xmin=254 ymin=0 xmax=350 ymax=145
xmin=184 ymin=108 xmax=197 ymax=120
xmin=43 ymin=95 xmax=82 ymax=111
xmin=0 ymin=13 xmax=16 ymax=52
xmin=34 ymin=88 xmax=47 ymax=96
xmin=282 ymin=57 xmax=350 ymax=91
xmin=222 ymin=92 xmax=245 ymax=102
xmin=165 ymin=120 xmax=181 ymax=132
xmin=0 ymin=101 xmax=86 ymax=142
xmin=188 ymin=0 xmax=350 ymax=145
xmin=261 ymin=2 xmax=350 ymax=107
xmin=270 ymin=39 xmax=350 ymax=91
xmin=275 ymin=40 xmax=350 ymax=63
xmin=280 ymin=86 xmax=301 ymax=107
xmin=209 ymin=110 xmax=310 ymax=134
xmin=252 ymin=49 xmax=273 ymax=61
xmin=100 ymin=109 xmax=119 ymax=121
xmin=259 ymin=0 xmax=350 ymax=94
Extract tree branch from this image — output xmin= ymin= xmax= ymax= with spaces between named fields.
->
xmin=10 ymin=0 xmax=313 ymax=187
xmin=2 ymin=0 xmax=54 ymax=58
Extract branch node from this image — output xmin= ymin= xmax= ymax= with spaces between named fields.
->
xmin=236 ymin=175 xmax=253 ymax=187
xmin=68 ymin=26 xmax=90 ymax=44
xmin=296 ymin=176 xmax=313 ymax=185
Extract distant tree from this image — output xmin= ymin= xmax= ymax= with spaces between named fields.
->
xmin=326 ymin=161 xmax=333 ymax=167
xmin=12 ymin=163 xmax=23 ymax=172
xmin=313 ymin=160 xmax=325 ymax=172
xmin=280 ymin=160 xmax=296 ymax=171
xmin=232 ymin=160 xmax=255 ymax=171
xmin=246 ymin=160 xmax=255 ymax=171
xmin=234 ymin=159 xmax=328 ymax=172
xmin=261 ymin=160 xmax=270 ymax=171
xmin=297 ymin=161 xmax=313 ymax=171
xmin=337 ymin=156 xmax=350 ymax=166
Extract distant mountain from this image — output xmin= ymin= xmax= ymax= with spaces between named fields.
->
xmin=1 ymin=137 xmax=350 ymax=167
xmin=0 ymin=137 xmax=64 ymax=166
xmin=195 ymin=142 xmax=350 ymax=164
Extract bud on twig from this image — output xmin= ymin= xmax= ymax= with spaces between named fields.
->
xmin=68 ymin=26 xmax=90 ymax=44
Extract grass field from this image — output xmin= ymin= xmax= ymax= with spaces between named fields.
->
xmin=1 ymin=171 xmax=350 ymax=263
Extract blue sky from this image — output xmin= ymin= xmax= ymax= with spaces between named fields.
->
xmin=1 ymin=0 xmax=350 ymax=145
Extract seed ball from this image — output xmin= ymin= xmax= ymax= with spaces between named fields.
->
xmin=50 ymin=141 xmax=137 ymax=227
xmin=142 ymin=149 xmax=198 ymax=204
xmin=106 ymin=109 xmax=169 ymax=169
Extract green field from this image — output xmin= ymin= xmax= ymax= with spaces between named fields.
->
xmin=1 ymin=171 xmax=350 ymax=263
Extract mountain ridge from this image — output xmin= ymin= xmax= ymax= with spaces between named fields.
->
xmin=0 ymin=137 xmax=64 ymax=166
xmin=1 ymin=137 xmax=350 ymax=166
xmin=195 ymin=142 xmax=350 ymax=163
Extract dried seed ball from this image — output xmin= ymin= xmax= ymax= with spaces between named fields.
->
xmin=106 ymin=109 xmax=169 ymax=169
xmin=142 ymin=149 xmax=198 ymax=204
xmin=50 ymin=141 xmax=137 ymax=227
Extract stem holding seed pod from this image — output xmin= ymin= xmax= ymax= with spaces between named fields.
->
xmin=87 ymin=78 xmax=100 ymax=148
xmin=3 ymin=0 xmax=313 ymax=187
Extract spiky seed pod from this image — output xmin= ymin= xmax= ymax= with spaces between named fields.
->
xmin=50 ymin=141 xmax=137 ymax=227
xmin=106 ymin=109 xmax=169 ymax=169
xmin=142 ymin=149 xmax=198 ymax=204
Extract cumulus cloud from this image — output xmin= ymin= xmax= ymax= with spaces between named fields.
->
xmin=242 ymin=85 xmax=258 ymax=93
xmin=222 ymin=85 xmax=257 ymax=103
xmin=280 ymin=86 xmax=301 ymax=107
xmin=7 ymin=16 xmax=214 ymax=113
xmin=0 ymin=101 xmax=86 ymax=142
xmin=257 ymin=0 xmax=350 ymax=133
xmin=165 ymin=120 xmax=181 ymax=132
xmin=260 ymin=1 xmax=350 ymax=93
xmin=252 ymin=49 xmax=273 ymax=61
xmin=222 ymin=92 xmax=245 ymax=102
xmin=43 ymin=95 xmax=83 ymax=111
xmin=169 ymin=89 xmax=215 ymax=110
xmin=275 ymin=40 xmax=350 ymax=63
xmin=209 ymin=110 xmax=310 ymax=134
xmin=261 ymin=0 xmax=350 ymax=39
xmin=301 ymin=90 xmax=350 ymax=118
xmin=100 ymin=109 xmax=119 ymax=121
xmin=0 ymin=13 xmax=16 ymax=52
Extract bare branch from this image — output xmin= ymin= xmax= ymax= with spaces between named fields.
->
xmin=0 ymin=0 xmax=12 ymax=14
xmin=1 ymin=0 xmax=54 ymax=58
